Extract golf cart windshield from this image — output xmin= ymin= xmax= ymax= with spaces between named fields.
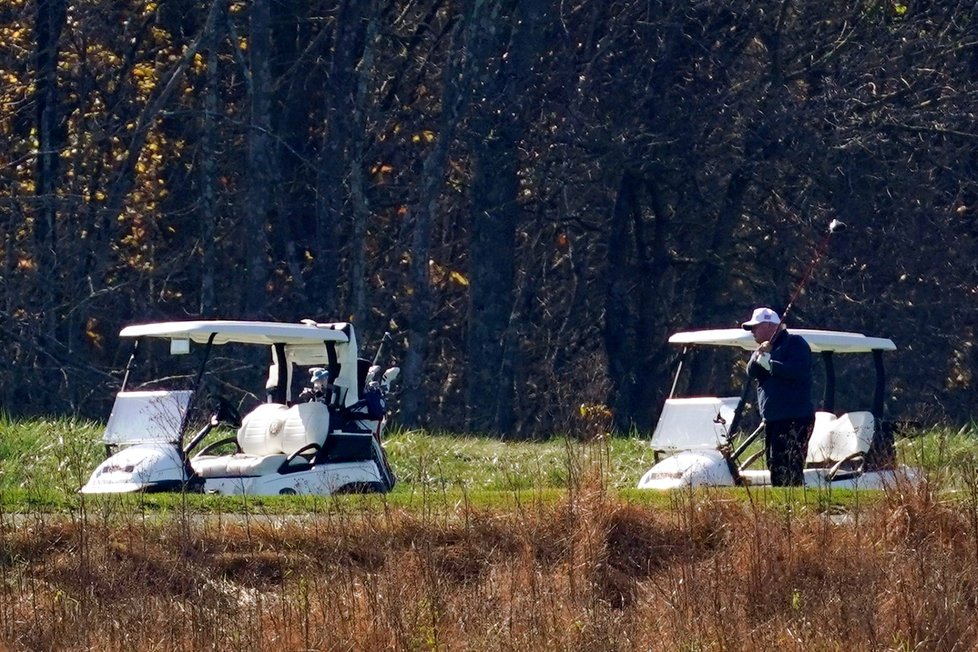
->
xmin=104 ymin=390 xmax=193 ymax=445
xmin=650 ymin=396 xmax=741 ymax=450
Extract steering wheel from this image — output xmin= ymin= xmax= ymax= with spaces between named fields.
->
xmin=211 ymin=395 xmax=242 ymax=428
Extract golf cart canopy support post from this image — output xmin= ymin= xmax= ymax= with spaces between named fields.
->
xmin=326 ymin=340 xmax=340 ymax=385
xmin=268 ymin=343 xmax=289 ymax=404
xmin=821 ymin=351 xmax=835 ymax=413
xmin=873 ymin=349 xmax=885 ymax=419
xmin=181 ymin=331 xmax=218 ymax=442
xmin=120 ymin=339 xmax=141 ymax=393
xmin=668 ymin=347 xmax=690 ymax=399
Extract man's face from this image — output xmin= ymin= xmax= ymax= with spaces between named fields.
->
xmin=751 ymin=321 xmax=779 ymax=344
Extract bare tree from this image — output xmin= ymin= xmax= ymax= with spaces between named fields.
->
xmin=33 ymin=0 xmax=67 ymax=333
xmin=465 ymin=0 xmax=549 ymax=435
xmin=198 ymin=1 xmax=226 ymax=317
xmin=244 ymin=0 xmax=273 ymax=318
xmin=399 ymin=10 xmax=472 ymax=427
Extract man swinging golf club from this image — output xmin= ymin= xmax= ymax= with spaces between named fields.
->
xmin=742 ymin=306 xmax=815 ymax=486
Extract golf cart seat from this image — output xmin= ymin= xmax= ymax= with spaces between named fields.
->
xmin=192 ymin=402 xmax=331 ymax=478
xmin=805 ymin=410 xmax=875 ymax=475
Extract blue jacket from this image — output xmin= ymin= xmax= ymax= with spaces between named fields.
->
xmin=748 ymin=329 xmax=814 ymax=422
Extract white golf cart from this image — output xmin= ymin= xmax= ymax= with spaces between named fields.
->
xmin=637 ymin=328 xmax=917 ymax=490
xmin=81 ymin=320 xmax=399 ymax=496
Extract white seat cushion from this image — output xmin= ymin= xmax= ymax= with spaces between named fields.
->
xmin=237 ymin=403 xmax=291 ymax=456
xmin=193 ymin=453 xmax=292 ymax=478
xmin=194 ymin=402 xmax=332 ymax=480
xmin=225 ymin=454 xmax=290 ymax=477
xmin=281 ymin=402 xmax=330 ymax=453
xmin=236 ymin=402 xmax=331 ymax=457
xmin=806 ymin=411 xmax=875 ymax=465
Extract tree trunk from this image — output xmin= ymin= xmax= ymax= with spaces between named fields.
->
xmin=602 ymin=170 xmax=676 ymax=432
xmin=33 ymin=0 xmax=66 ymax=333
xmin=244 ymin=0 xmax=273 ymax=318
xmin=464 ymin=0 xmax=547 ymax=436
xmin=603 ymin=172 xmax=642 ymax=429
xmin=349 ymin=3 xmax=381 ymax=328
xmin=399 ymin=15 xmax=470 ymax=427
xmin=466 ymin=133 xmax=517 ymax=434
xmin=312 ymin=0 xmax=370 ymax=318
xmin=199 ymin=3 xmax=225 ymax=317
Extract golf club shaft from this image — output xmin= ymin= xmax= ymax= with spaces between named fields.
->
xmin=781 ymin=218 xmax=845 ymax=327
xmin=372 ymin=332 xmax=392 ymax=367
xmin=727 ymin=218 xmax=845 ymax=439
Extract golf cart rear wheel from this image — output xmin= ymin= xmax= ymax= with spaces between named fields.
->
xmin=334 ymin=481 xmax=386 ymax=494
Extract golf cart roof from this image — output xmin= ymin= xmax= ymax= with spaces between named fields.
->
xmin=119 ymin=320 xmax=352 ymax=345
xmin=668 ymin=328 xmax=896 ymax=353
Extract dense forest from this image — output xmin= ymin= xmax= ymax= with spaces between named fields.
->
xmin=1 ymin=0 xmax=976 ymax=436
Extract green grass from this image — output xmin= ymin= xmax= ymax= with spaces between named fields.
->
xmin=898 ymin=423 xmax=978 ymax=482
xmin=0 ymin=415 xmax=661 ymax=512
xmin=384 ymin=430 xmax=657 ymax=491
xmin=1 ymin=414 xmax=976 ymax=513
xmin=0 ymin=412 xmax=103 ymax=508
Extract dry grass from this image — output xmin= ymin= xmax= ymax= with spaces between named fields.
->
xmin=3 ymin=474 xmax=978 ymax=651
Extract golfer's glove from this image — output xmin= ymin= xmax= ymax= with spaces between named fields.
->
xmin=755 ymin=352 xmax=772 ymax=371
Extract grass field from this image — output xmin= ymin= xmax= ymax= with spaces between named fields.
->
xmin=3 ymin=416 xmax=978 ymax=650
xmin=0 ymin=413 xmax=975 ymax=508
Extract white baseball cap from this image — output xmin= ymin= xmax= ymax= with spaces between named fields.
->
xmin=309 ymin=367 xmax=330 ymax=383
xmin=741 ymin=307 xmax=781 ymax=330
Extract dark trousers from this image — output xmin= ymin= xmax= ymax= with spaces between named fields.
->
xmin=765 ymin=417 xmax=814 ymax=487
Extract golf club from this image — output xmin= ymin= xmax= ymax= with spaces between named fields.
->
xmin=780 ymin=218 xmax=846 ymax=327
xmin=364 ymin=331 xmax=393 ymax=388
xmin=725 ymin=218 xmax=847 ymax=444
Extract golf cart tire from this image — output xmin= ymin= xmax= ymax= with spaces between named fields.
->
xmin=147 ymin=479 xmax=204 ymax=493
xmin=334 ymin=481 xmax=387 ymax=495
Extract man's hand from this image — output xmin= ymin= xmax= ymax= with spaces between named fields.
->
xmin=747 ymin=350 xmax=771 ymax=377
xmin=755 ymin=352 xmax=772 ymax=371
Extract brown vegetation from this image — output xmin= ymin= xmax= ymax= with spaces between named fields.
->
xmin=3 ymin=480 xmax=978 ymax=651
